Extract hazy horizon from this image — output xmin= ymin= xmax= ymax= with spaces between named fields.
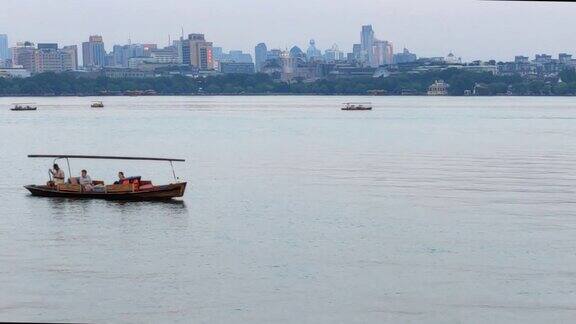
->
xmin=1 ymin=0 xmax=575 ymax=61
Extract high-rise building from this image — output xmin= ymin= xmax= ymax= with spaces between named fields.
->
xmin=0 ymin=34 xmax=8 ymax=60
xmin=172 ymin=39 xmax=184 ymax=64
xmin=37 ymin=43 xmax=58 ymax=51
xmin=306 ymin=39 xmax=322 ymax=61
xmin=12 ymin=42 xmax=74 ymax=74
xmin=559 ymin=53 xmax=573 ymax=64
xmin=212 ymin=47 xmax=223 ymax=61
xmin=215 ymin=49 xmax=253 ymax=64
xmin=229 ymin=50 xmax=252 ymax=63
xmin=34 ymin=46 xmax=74 ymax=74
xmin=12 ymin=41 xmax=36 ymax=72
xmin=352 ymin=44 xmax=362 ymax=62
xmin=280 ymin=50 xmax=296 ymax=77
xmin=361 ymin=25 xmax=375 ymax=66
xmin=182 ymin=34 xmax=213 ymax=70
xmin=255 ymin=43 xmax=267 ymax=72
xmin=514 ymin=56 xmax=529 ymax=64
xmin=112 ymin=44 xmax=146 ymax=67
xmin=82 ymin=35 xmax=106 ymax=69
xmin=373 ymin=40 xmax=393 ymax=66
xmin=150 ymin=47 xmax=180 ymax=64
xmin=267 ymin=49 xmax=282 ymax=61
xmin=289 ymin=46 xmax=305 ymax=60
xmin=61 ymin=45 xmax=79 ymax=70
xmin=142 ymin=44 xmax=157 ymax=56
xmin=324 ymin=44 xmax=344 ymax=62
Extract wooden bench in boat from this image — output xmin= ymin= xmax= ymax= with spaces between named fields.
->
xmin=57 ymin=183 xmax=82 ymax=192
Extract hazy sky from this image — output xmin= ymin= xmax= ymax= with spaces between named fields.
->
xmin=1 ymin=0 xmax=575 ymax=61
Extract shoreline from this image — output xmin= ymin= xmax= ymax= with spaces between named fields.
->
xmin=1 ymin=93 xmax=576 ymax=98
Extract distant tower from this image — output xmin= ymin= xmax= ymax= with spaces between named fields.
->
xmin=306 ymin=39 xmax=321 ymax=61
xmin=0 ymin=34 xmax=8 ymax=60
xmin=255 ymin=42 xmax=267 ymax=72
xmin=280 ymin=50 xmax=295 ymax=75
xmin=373 ymin=40 xmax=394 ymax=66
xmin=361 ymin=25 xmax=375 ymax=66
xmin=82 ymin=35 xmax=106 ymax=69
xmin=181 ymin=33 xmax=214 ymax=70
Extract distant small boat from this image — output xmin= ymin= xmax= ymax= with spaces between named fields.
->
xmin=11 ymin=103 xmax=37 ymax=111
xmin=342 ymin=102 xmax=372 ymax=111
xmin=91 ymin=101 xmax=104 ymax=108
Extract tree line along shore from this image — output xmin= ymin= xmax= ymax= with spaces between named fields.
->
xmin=2 ymin=68 xmax=576 ymax=96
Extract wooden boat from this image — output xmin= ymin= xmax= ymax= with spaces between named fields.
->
xmin=25 ymin=154 xmax=187 ymax=201
xmin=24 ymin=182 xmax=186 ymax=200
xmin=11 ymin=103 xmax=37 ymax=111
xmin=91 ymin=101 xmax=104 ymax=108
xmin=342 ymin=102 xmax=373 ymax=111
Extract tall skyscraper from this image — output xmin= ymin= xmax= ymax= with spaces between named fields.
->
xmin=171 ymin=39 xmax=184 ymax=64
xmin=361 ymin=25 xmax=375 ymax=66
xmin=0 ymin=34 xmax=8 ymax=60
xmin=384 ymin=41 xmax=394 ymax=65
xmin=255 ymin=43 xmax=267 ymax=72
xmin=82 ymin=35 xmax=106 ymax=69
xmin=181 ymin=34 xmax=213 ymax=70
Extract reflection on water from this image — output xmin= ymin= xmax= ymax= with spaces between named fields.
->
xmin=41 ymin=196 xmax=188 ymax=214
xmin=2 ymin=96 xmax=576 ymax=323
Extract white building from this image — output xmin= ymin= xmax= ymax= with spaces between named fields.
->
xmin=445 ymin=52 xmax=462 ymax=65
xmin=428 ymin=80 xmax=449 ymax=96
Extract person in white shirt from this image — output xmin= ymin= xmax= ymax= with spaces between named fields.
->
xmin=79 ymin=169 xmax=93 ymax=191
xmin=50 ymin=164 xmax=65 ymax=185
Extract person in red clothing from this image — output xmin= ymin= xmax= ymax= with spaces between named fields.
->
xmin=114 ymin=171 xmax=126 ymax=185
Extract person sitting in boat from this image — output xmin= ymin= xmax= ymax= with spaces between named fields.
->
xmin=49 ymin=164 xmax=65 ymax=185
xmin=114 ymin=171 xmax=126 ymax=184
xmin=79 ymin=169 xmax=93 ymax=191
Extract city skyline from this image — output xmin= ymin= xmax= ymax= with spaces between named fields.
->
xmin=1 ymin=0 xmax=576 ymax=61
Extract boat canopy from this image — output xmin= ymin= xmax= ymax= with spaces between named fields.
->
xmin=28 ymin=154 xmax=185 ymax=162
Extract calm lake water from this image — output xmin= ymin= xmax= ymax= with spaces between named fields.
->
xmin=1 ymin=96 xmax=576 ymax=323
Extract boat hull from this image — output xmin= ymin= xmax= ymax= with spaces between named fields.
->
xmin=24 ymin=182 xmax=187 ymax=201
